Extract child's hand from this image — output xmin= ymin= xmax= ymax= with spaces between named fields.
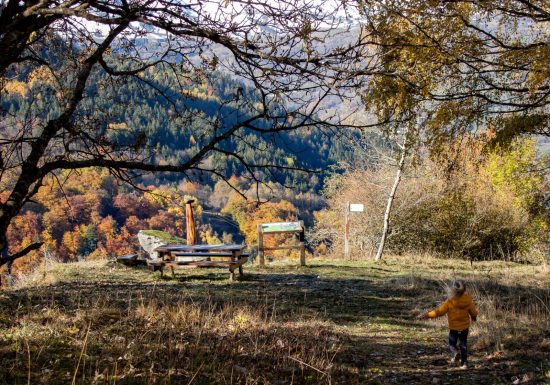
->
xmin=422 ymin=312 xmax=430 ymax=320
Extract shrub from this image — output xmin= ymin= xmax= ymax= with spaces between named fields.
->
xmin=317 ymin=137 xmax=548 ymax=261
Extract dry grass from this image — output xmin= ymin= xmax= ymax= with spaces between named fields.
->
xmin=0 ymin=255 xmax=548 ymax=384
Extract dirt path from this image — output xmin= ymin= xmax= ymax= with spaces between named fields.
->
xmin=247 ymin=267 xmax=546 ymax=384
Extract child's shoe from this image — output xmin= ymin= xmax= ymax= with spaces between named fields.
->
xmin=459 ymin=363 xmax=468 ymax=370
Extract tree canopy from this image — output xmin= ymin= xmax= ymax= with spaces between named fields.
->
xmin=360 ymin=0 xmax=549 ymax=146
xmin=0 ymin=0 xmax=374 ymax=265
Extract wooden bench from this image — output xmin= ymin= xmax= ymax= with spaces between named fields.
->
xmin=116 ymin=254 xmax=144 ymax=266
xmin=148 ymin=254 xmax=249 ymax=280
xmin=172 ymin=252 xmax=234 ymax=258
xmin=149 ymin=244 xmax=249 ymax=280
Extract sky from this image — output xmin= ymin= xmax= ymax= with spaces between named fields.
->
xmin=73 ymin=0 xmax=363 ymax=39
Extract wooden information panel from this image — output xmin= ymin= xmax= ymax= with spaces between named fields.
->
xmin=258 ymin=221 xmax=305 ymax=266
xmin=261 ymin=222 xmax=303 ymax=233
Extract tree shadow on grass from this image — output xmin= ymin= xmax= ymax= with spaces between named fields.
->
xmin=0 ymin=264 xmax=547 ymax=384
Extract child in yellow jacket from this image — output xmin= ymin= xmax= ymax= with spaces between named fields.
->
xmin=424 ymin=279 xmax=478 ymax=369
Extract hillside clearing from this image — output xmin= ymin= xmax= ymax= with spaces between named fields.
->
xmin=0 ymin=256 xmax=548 ymax=384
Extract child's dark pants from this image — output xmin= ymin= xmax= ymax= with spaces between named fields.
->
xmin=449 ymin=329 xmax=468 ymax=364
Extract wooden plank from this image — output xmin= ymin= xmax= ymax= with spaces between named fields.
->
xmin=258 ymin=223 xmax=264 ymax=266
xmin=260 ymin=221 xmax=302 ymax=233
xmin=155 ymin=244 xmax=245 ymax=252
xmin=179 ymin=255 xmax=247 ymax=264
xmin=166 ymin=261 xmax=238 ymax=268
xmin=164 ymin=257 xmax=248 ymax=268
xmin=147 ymin=260 xmax=166 ymax=266
xmin=117 ymin=254 xmax=141 ymax=266
xmin=117 ymin=254 xmax=138 ymax=261
xmin=170 ymin=256 xmax=246 ymax=265
xmin=172 ymin=252 xmax=233 ymax=257
xmin=258 ymin=230 xmax=303 ymax=235
xmin=260 ymin=245 xmax=304 ymax=251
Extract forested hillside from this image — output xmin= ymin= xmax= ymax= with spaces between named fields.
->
xmin=1 ymin=58 xmax=355 ymax=274
xmin=1 ymin=64 xmax=353 ymax=192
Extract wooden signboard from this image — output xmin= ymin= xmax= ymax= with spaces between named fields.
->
xmin=261 ymin=221 xmax=302 ymax=233
xmin=258 ymin=221 xmax=305 ymax=266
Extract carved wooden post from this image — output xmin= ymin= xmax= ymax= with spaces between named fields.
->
xmin=185 ymin=199 xmax=196 ymax=245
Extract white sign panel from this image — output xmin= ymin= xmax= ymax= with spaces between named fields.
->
xmin=261 ymin=221 xmax=302 ymax=232
xmin=349 ymin=203 xmax=364 ymax=212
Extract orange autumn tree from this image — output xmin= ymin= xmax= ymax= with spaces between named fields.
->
xmin=35 ymin=169 xmax=116 ymax=261
xmin=5 ymin=168 xmax=133 ymax=266
xmin=7 ymin=211 xmax=42 ymax=272
xmin=2 ymin=164 xmax=224 ymax=277
xmin=143 ymin=186 xmax=203 ymax=238
xmin=223 ymin=191 xmax=298 ymax=255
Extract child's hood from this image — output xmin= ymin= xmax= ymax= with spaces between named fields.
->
xmin=449 ymin=293 xmax=472 ymax=309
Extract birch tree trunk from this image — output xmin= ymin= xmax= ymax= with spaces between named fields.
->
xmin=374 ymin=132 xmax=408 ymax=262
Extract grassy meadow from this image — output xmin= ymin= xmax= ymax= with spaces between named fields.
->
xmin=0 ymin=255 xmax=548 ymax=384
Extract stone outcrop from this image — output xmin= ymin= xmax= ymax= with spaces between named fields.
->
xmin=137 ymin=230 xmax=184 ymax=259
xmin=137 ymin=230 xmax=207 ymax=261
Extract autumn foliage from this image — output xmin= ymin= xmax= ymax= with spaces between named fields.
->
xmin=4 ymin=169 xmax=206 ymax=275
xmin=315 ymin=136 xmax=549 ymax=261
xmin=222 ymin=190 xmax=299 ymax=258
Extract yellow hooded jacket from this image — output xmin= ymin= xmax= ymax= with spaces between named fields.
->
xmin=428 ymin=293 xmax=478 ymax=330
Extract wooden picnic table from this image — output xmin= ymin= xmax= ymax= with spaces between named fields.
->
xmin=150 ymin=244 xmax=248 ymax=280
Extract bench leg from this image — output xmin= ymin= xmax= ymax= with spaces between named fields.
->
xmin=170 ymin=265 xmax=175 ymax=278
xmin=238 ymin=265 xmax=243 ymax=276
xmin=160 ymin=266 xmax=164 ymax=278
xmin=229 ymin=268 xmax=235 ymax=281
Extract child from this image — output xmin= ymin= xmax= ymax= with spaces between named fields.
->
xmin=424 ymin=279 xmax=478 ymax=369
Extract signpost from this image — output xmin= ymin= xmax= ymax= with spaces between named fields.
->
xmin=260 ymin=222 xmax=303 ymax=233
xmin=344 ymin=202 xmax=364 ymax=259
xmin=349 ymin=203 xmax=364 ymax=212
xmin=258 ymin=221 xmax=305 ymax=266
